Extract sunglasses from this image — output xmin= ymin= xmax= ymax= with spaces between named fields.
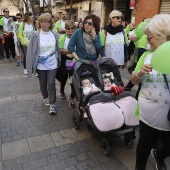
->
xmin=112 ymin=16 xmax=122 ymax=20
xmin=40 ymin=20 xmax=49 ymax=24
xmin=65 ymin=27 xmax=75 ymax=30
xmin=83 ymin=20 xmax=93 ymax=26
xmin=4 ymin=11 xmax=9 ymax=13
xmin=16 ymin=17 xmax=21 ymax=19
xmin=147 ymin=36 xmax=153 ymax=41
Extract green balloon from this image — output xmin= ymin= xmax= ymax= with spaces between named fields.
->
xmin=136 ymin=22 xmax=147 ymax=39
xmin=151 ymin=41 xmax=170 ymax=74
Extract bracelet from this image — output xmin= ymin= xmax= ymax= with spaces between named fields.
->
xmin=136 ymin=70 xmax=144 ymax=79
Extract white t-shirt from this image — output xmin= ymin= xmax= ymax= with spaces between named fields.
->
xmin=64 ymin=36 xmax=72 ymax=58
xmin=23 ymin=23 xmax=34 ymax=43
xmin=60 ymin=20 xmax=66 ymax=29
xmin=139 ymin=52 xmax=170 ymax=131
xmin=37 ymin=29 xmax=57 ymax=70
xmin=4 ymin=18 xmax=12 ymax=33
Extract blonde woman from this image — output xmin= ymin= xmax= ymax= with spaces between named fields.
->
xmin=26 ymin=13 xmax=60 ymax=114
xmin=100 ymin=10 xmax=127 ymax=67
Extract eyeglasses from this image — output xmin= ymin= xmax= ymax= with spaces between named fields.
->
xmin=112 ymin=16 xmax=122 ymax=20
xmin=65 ymin=27 xmax=75 ymax=30
xmin=16 ymin=17 xmax=21 ymax=20
xmin=147 ymin=36 xmax=153 ymax=41
xmin=4 ymin=11 xmax=9 ymax=13
xmin=83 ymin=20 xmax=93 ymax=26
xmin=40 ymin=20 xmax=49 ymax=24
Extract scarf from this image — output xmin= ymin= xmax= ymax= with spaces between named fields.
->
xmin=104 ymin=24 xmax=123 ymax=35
xmin=83 ymin=32 xmax=96 ymax=55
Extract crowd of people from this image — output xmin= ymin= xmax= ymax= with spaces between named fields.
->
xmin=0 ymin=7 xmax=170 ymax=170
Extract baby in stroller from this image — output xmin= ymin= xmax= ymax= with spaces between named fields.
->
xmin=81 ymin=78 xmax=99 ymax=96
xmin=81 ymin=77 xmax=124 ymax=96
xmin=102 ymin=74 xmax=139 ymax=126
xmin=103 ymin=77 xmax=124 ymax=95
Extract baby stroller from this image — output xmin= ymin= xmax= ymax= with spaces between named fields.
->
xmin=72 ymin=59 xmax=139 ymax=155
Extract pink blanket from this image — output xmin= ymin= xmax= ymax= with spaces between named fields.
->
xmin=115 ymin=96 xmax=139 ymax=126
xmin=89 ymin=102 xmax=124 ymax=132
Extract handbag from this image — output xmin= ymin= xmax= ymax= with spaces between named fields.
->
xmin=66 ymin=59 xmax=75 ymax=71
xmin=163 ymin=74 xmax=170 ymax=121
xmin=38 ymin=51 xmax=55 ymax=64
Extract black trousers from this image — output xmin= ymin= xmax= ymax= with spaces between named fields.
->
xmin=4 ymin=36 xmax=15 ymax=59
xmin=22 ymin=45 xmax=27 ymax=69
xmin=136 ymin=120 xmax=170 ymax=170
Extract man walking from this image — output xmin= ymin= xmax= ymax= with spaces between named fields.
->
xmin=56 ymin=11 xmax=67 ymax=37
xmin=0 ymin=8 xmax=15 ymax=62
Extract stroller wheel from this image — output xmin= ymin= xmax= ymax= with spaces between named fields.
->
xmin=101 ymin=139 xmax=111 ymax=156
xmin=72 ymin=113 xmax=80 ymax=129
xmin=124 ymin=131 xmax=135 ymax=148
xmin=126 ymin=138 xmax=134 ymax=148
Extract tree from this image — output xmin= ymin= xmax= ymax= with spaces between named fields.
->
xmin=64 ymin=0 xmax=78 ymax=19
xmin=9 ymin=0 xmax=35 ymax=15
xmin=9 ymin=0 xmax=24 ymax=14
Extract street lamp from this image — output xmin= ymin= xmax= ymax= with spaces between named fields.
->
xmin=89 ymin=0 xmax=92 ymax=14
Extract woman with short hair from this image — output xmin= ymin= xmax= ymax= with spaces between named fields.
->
xmin=26 ymin=13 xmax=60 ymax=114
xmin=100 ymin=10 xmax=127 ymax=67
xmin=57 ymin=20 xmax=77 ymax=108
xmin=131 ymin=14 xmax=170 ymax=170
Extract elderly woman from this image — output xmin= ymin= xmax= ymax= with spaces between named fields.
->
xmin=26 ymin=13 xmax=60 ymax=114
xmin=68 ymin=14 xmax=105 ymax=61
xmin=18 ymin=11 xmax=34 ymax=75
xmin=100 ymin=10 xmax=127 ymax=67
xmin=57 ymin=20 xmax=77 ymax=108
xmin=131 ymin=14 xmax=170 ymax=170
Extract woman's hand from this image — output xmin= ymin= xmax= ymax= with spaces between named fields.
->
xmin=139 ymin=64 xmax=152 ymax=76
xmin=72 ymin=52 xmax=80 ymax=61
xmin=90 ymin=27 xmax=96 ymax=40
xmin=131 ymin=37 xmax=138 ymax=42
xmin=131 ymin=64 xmax=152 ymax=85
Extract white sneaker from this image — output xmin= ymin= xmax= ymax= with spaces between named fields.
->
xmin=24 ymin=69 xmax=27 ymax=75
xmin=84 ymin=112 xmax=88 ymax=118
xmin=43 ymin=98 xmax=50 ymax=107
xmin=49 ymin=104 xmax=56 ymax=114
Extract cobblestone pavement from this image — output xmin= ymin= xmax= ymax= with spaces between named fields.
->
xmin=0 ymin=59 xmax=169 ymax=170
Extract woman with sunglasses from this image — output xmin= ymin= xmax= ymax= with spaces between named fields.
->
xmin=57 ymin=20 xmax=77 ymax=108
xmin=26 ymin=13 xmax=60 ymax=114
xmin=68 ymin=14 xmax=105 ymax=61
xmin=18 ymin=11 xmax=35 ymax=75
xmin=100 ymin=10 xmax=127 ymax=68
xmin=131 ymin=14 xmax=170 ymax=170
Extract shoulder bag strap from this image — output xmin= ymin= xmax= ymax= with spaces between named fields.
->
xmin=163 ymin=74 xmax=170 ymax=121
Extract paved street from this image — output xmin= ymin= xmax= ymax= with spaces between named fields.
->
xmin=0 ymin=59 xmax=169 ymax=170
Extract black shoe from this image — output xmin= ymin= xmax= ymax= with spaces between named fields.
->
xmin=151 ymin=149 xmax=167 ymax=170
xmin=68 ymin=97 xmax=75 ymax=109
xmin=60 ymin=92 xmax=66 ymax=99
xmin=74 ymin=95 xmax=79 ymax=101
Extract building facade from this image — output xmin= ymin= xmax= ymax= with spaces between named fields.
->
xmin=0 ymin=0 xmax=23 ymax=16
xmin=51 ymin=0 xmax=170 ymax=27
